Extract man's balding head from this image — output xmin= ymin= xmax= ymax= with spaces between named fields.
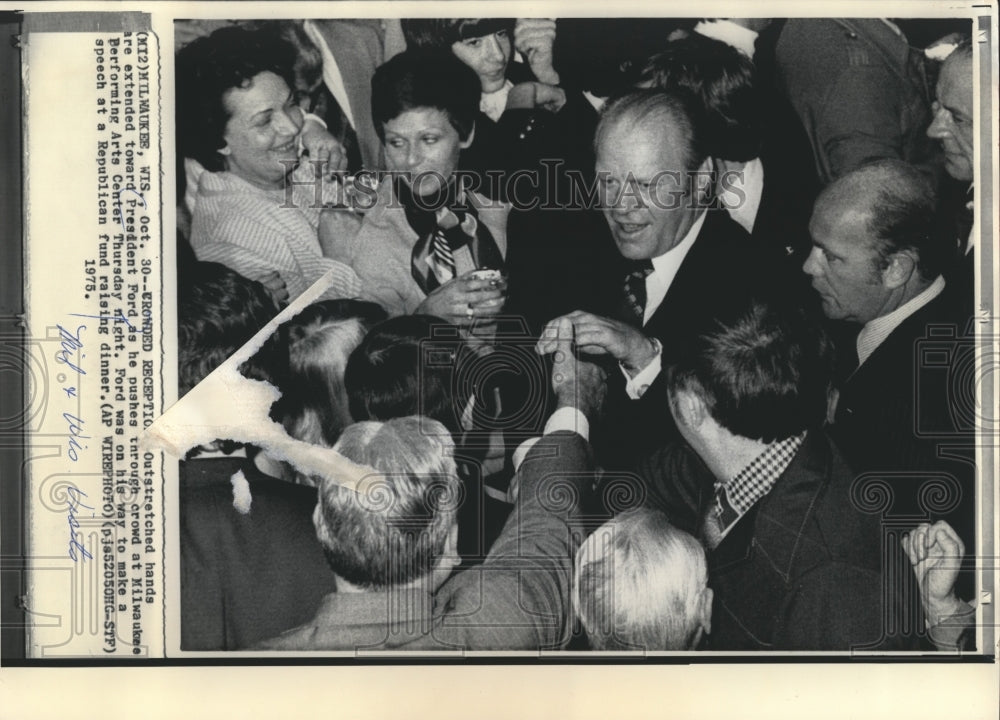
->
xmin=594 ymin=89 xmax=706 ymax=172
xmin=594 ymin=90 xmax=711 ymax=260
xmin=804 ymin=160 xmax=942 ymax=324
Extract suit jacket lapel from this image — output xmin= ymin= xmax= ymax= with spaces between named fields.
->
xmin=709 ymin=432 xmax=830 ymax=579
xmin=643 ymin=211 xmax=722 ymax=339
xmin=708 ymin=504 xmax=759 ymax=571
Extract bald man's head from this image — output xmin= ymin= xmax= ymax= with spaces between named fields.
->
xmin=803 ymin=160 xmax=944 ymax=323
xmin=825 ymin=160 xmax=940 ymax=276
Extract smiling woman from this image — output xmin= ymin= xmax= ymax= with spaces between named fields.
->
xmin=218 ymin=71 xmax=304 ymax=190
xmin=176 ymin=27 xmax=361 ymax=304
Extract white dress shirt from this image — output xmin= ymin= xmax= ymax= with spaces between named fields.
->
xmin=856 ymin=276 xmax=946 ymax=366
xmin=693 ymin=19 xmax=760 ymax=58
xmin=623 ymin=211 xmax=707 ymax=398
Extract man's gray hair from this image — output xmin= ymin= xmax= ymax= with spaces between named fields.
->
xmin=573 ymin=508 xmax=708 ymax=650
xmin=312 ymin=416 xmax=462 ymax=590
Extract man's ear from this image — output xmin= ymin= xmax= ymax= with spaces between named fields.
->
xmin=312 ymin=504 xmax=330 ymax=545
xmin=698 ymin=586 xmax=713 ymax=637
xmin=218 ymin=143 xmax=232 ymax=157
xmin=671 ymin=386 xmax=707 ymax=430
xmin=460 ymin=123 xmax=476 ymax=150
xmin=882 ymin=250 xmax=918 ymax=289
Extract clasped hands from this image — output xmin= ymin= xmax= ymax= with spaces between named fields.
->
xmin=537 ymin=311 xmax=660 ymax=376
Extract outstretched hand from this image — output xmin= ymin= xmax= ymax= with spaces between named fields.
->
xmin=538 ymin=311 xmax=659 ymax=376
xmin=544 ymin=316 xmax=606 ymax=420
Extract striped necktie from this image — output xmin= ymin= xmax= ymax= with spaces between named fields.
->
xmin=431 ymin=230 xmax=456 ymax=283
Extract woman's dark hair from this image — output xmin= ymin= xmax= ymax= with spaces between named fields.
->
xmin=639 ymin=34 xmax=763 ymax=162
xmin=401 ymin=18 xmax=515 ymax=51
xmin=175 ymin=26 xmax=298 ymax=171
xmin=371 ymin=50 xmax=481 ymax=142
xmin=345 ymin=315 xmax=473 ymax=437
xmin=178 ymin=262 xmax=279 ymax=397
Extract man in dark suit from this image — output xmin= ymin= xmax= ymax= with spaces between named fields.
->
xmin=803 ymin=159 xmax=976 ymax=570
xmin=539 ymin=89 xmax=776 ymax=470
xmin=638 ymin=296 xmax=922 ymax=650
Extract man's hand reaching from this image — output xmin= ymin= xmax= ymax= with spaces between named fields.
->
xmin=544 ymin=316 xmax=606 ymax=421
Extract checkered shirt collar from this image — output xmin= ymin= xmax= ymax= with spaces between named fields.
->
xmin=716 ymin=432 xmax=806 ymax=516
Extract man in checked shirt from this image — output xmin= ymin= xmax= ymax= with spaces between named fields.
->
xmin=633 ymin=294 xmax=970 ymax=651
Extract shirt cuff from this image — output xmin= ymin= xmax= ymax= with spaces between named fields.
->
xmin=621 ymin=349 xmax=662 ymax=400
xmin=511 ymin=407 xmax=589 ymax=472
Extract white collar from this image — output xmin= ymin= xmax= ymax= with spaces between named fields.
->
xmin=856 ymin=276 xmax=946 ymax=366
xmin=480 ymin=80 xmax=514 ymax=122
xmin=693 ymin=20 xmax=759 ymax=58
xmin=719 ymin=158 xmax=764 ymax=233
xmin=651 ymin=210 xmax=706 ymax=273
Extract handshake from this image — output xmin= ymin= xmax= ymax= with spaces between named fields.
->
xmin=535 ymin=316 xmax=608 ymax=421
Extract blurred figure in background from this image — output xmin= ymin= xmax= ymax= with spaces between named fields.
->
xmin=775 ymin=18 xmax=941 ymax=185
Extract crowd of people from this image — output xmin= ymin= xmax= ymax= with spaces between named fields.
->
xmin=175 ymin=17 xmax=981 ymax=652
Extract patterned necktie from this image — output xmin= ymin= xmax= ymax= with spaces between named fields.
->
xmin=397 ymin=177 xmax=505 ymax=295
xmin=621 ymin=260 xmax=654 ymax=327
xmin=703 ymin=484 xmax=740 ymax=551
xmin=430 ymin=230 xmax=456 ymax=284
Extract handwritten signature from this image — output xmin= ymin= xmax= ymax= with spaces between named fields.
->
xmin=63 ymin=412 xmax=89 ymax=462
xmin=66 ymin=486 xmax=94 ymax=562
xmin=55 ymin=324 xmax=87 ymax=374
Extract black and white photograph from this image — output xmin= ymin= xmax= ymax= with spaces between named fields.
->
xmin=1 ymin=1 xmax=998 ymax=718
xmin=169 ymin=13 xmax=989 ymax=654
